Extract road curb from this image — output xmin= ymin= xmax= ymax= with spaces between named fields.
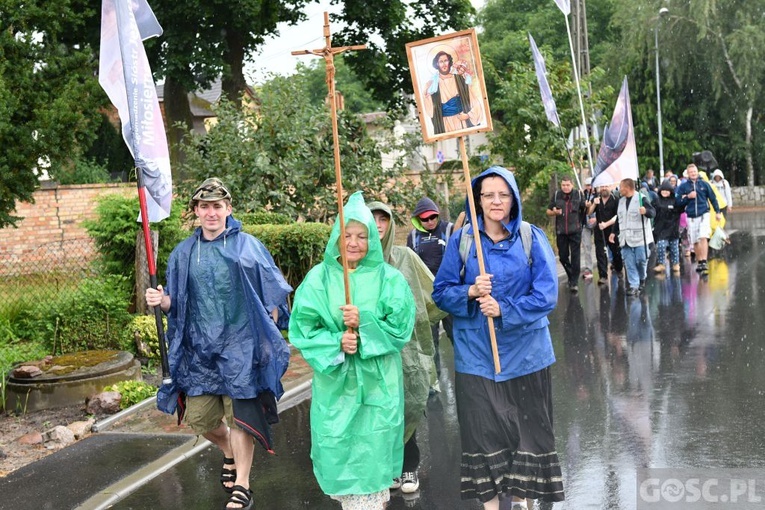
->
xmin=79 ymin=377 xmax=312 ymax=510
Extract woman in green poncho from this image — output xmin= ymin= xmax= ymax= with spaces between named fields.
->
xmin=367 ymin=200 xmax=445 ymax=495
xmin=289 ymin=191 xmax=416 ymax=509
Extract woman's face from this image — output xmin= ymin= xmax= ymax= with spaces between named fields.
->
xmin=480 ymin=176 xmax=513 ymax=224
xmin=342 ymin=221 xmax=369 ymax=268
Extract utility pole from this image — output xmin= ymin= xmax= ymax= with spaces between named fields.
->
xmin=570 ymin=0 xmax=595 ymax=176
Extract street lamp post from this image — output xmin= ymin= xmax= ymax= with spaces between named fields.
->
xmin=654 ymin=7 xmax=669 ymax=175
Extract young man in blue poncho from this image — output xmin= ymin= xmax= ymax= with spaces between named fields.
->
xmin=146 ymin=178 xmax=292 ymax=510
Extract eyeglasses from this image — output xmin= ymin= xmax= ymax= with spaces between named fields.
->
xmin=480 ymin=192 xmax=512 ymax=202
xmin=421 ymin=214 xmax=439 ymax=222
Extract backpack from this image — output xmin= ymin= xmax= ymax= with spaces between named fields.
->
xmin=457 ymin=221 xmax=533 ymax=278
xmin=409 ymin=222 xmax=453 ymax=252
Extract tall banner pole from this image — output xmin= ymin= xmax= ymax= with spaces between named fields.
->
xmin=293 ymin=13 xmax=366 ymax=306
xmin=562 ymin=10 xmax=594 ymax=185
xmin=459 ymin=137 xmax=501 ymax=373
xmin=100 ymin=0 xmax=172 ymax=384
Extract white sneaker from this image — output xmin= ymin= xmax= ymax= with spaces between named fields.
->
xmin=390 ymin=477 xmax=401 ymax=490
xmin=400 ymin=471 xmax=420 ymax=493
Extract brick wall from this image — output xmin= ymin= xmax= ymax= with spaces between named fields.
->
xmin=0 ymin=183 xmax=135 ymax=275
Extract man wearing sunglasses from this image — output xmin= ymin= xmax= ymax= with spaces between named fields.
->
xmin=408 ymin=197 xmax=454 ymax=385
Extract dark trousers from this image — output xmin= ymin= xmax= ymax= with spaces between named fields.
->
xmin=594 ymin=228 xmax=623 ymax=277
xmin=557 ymin=231 xmax=582 ymax=284
xmin=430 ymin=315 xmax=453 ymax=377
xmin=402 ymin=432 xmax=420 ymax=473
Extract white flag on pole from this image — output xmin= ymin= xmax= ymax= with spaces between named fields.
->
xmin=99 ymin=0 xmax=172 ymax=222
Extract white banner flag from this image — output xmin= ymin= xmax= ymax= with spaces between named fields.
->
xmin=591 ymin=77 xmax=639 ymax=188
xmin=99 ymin=0 xmax=172 ymax=222
xmin=553 ymin=0 xmax=570 ymax=15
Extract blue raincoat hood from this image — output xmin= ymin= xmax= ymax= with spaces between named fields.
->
xmin=465 ymin=166 xmax=522 ymax=237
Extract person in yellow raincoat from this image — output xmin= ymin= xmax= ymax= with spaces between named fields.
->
xmin=699 ymin=170 xmax=729 ymax=250
xmin=367 ymin=200 xmax=445 ymax=496
xmin=289 ymin=191 xmax=415 ymax=510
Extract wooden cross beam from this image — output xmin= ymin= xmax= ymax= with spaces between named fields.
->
xmin=292 ymin=12 xmax=365 ymax=307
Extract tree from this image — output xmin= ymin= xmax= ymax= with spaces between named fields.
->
xmin=146 ymin=0 xmax=476 ymax=159
xmin=486 ymin=50 xmax=613 ymax=222
xmin=0 ymin=1 xmax=106 ymax=227
xmin=331 ymin=0 xmax=475 ymax=111
xmin=611 ymin=0 xmax=765 ymax=186
xmin=177 ymin=74 xmax=422 ymax=222
xmin=294 ymin=57 xmax=385 ymax=114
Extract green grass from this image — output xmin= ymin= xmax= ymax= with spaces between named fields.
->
xmin=0 ymin=273 xmax=86 ymax=322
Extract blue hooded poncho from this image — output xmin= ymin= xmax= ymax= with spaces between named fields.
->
xmin=157 ymin=216 xmax=292 ymax=414
xmin=289 ymin=191 xmax=415 ymax=496
xmin=432 ymin=166 xmax=558 ymax=381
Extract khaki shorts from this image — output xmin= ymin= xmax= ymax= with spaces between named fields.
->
xmin=185 ymin=394 xmax=234 ymax=435
xmin=688 ymin=213 xmax=711 ymax=245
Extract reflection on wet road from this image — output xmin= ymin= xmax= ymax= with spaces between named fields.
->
xmin=114 ymin=212 xmax=765 ymax=510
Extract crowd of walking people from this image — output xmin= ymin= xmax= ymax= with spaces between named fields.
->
xmin=550 ymin=163 xmax=730 ymax=298
xmin=145 ymin=164 xmax=731 ymax=509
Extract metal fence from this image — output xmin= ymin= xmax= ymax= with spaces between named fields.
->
xmin=0 ymin=236 xmax=133 ymax=323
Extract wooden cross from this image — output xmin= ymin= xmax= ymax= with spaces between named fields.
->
xmin=292 ymin=12 xmax=366 ymax=306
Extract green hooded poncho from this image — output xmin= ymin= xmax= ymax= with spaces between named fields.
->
xmin=367 ymin=200 xmax=445 ymax=442
xmin=289 ymin=191 xmax=416 ymax=496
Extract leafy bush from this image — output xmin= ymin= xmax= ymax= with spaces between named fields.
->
xmin=237 ymin=211 xmax=292 ymax=226
xmin=126 ymin=314 xmax=167 ymax=359
xmin=53 ymin=158 xmax=111 ymax=185
xmin=244 ymin=223 xmax=332 ymax=291
xmin=104 ymin=380 xmax=157 ymax=409
xmin=15 ymin=275 xmax=133 ymax=354
xmin=84 ymin=194 xmax=188 ymax=283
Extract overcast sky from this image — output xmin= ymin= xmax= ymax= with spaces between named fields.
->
xmin=245 ymin=0 xmax=487 ymax=83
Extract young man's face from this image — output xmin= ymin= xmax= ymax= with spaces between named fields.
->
xmin=194 ymin=200 xmax=232 ymax=239
xmin=687 ymin=166 xmax=699 ymax=181
xmin=372 ymin=211 xmax=390 ymax=240
xmin=560 ymin=180 xmax=574 ymax=193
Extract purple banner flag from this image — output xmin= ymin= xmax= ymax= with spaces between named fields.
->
xmin=99 ymin=0 xmax=172 ymax=222
xmin=553 ymin=0 xmax=570 ymax=15
xmin=591 ymin=77 xmax=639 ymax=188
xmin=529 ymin=34 xmax=560 ymax=128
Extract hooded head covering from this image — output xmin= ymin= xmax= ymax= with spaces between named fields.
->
xmin=712 ymin=169 xmax=724 ymax=180
xmin=324 ymin=191 xmax=384 ymax=269
xmin=410 ymin=197 xmax=441 ymax=231
xmin=467 ymin=166 xmax=522 ymax=237
xmin=658 ymin=180 xmax=674 ymax=195
xmin=367 ymin=201 xmax=396 ymax=263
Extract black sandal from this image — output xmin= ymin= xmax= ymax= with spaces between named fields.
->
xmin=220 ymin=457 xmax=236 ymax=493
xmin=224 ymin=485 xmax=253 ymax=510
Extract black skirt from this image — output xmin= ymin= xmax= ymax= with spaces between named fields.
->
xmin=455 ymin=368 xmax=564 ymax=503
